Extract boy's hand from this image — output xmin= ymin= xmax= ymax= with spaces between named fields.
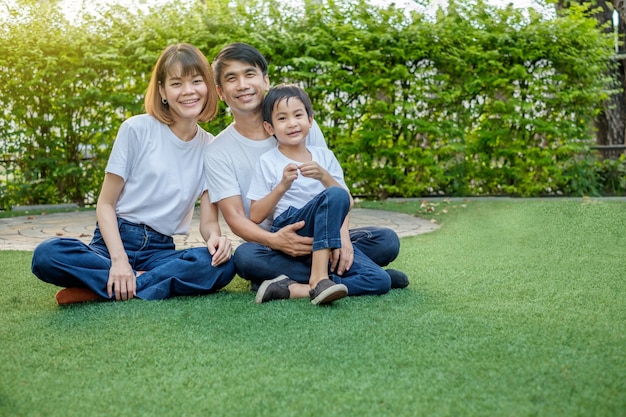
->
xmin=298 ymin=161 xmax=327 ymax=181
xmin=279 ymin=163 xmax=299 ymax=190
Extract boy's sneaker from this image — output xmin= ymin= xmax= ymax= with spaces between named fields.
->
xmin=255 ymin=275 xmax=295 ymax=303
xmin=386 ymin=269 xmax=409 ymax=289
xmin=309 ymin=279 xmax=348 ymax=305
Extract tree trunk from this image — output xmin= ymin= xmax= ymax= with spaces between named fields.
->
xmin=614 ymin=0 xmax=626 ymax=20
xmin=559 ymin=0 xmax=626 ymax=146
xmin=595 ymin=0 xmax=625 ymax=146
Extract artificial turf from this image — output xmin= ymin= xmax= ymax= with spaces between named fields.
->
xmin=1 ymin=198 xmax=624 ymax=417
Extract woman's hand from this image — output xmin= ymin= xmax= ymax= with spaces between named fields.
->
xmin=207 ymin=235 xmax=232 ymax=266
xmin=107 ymin=259 xmax=137 ymax=301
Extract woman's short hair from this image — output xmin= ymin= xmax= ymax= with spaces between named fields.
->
xmin=145 ymin=43 xmax=218 ymax=124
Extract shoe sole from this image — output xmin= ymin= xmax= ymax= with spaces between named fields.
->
xmin=311 ymin=284 xmax=348 ymax=305
xmin=55 ymin=287 xmax=103 ymax=305
xmin=255 ymin=275 xmax=288 ymax=304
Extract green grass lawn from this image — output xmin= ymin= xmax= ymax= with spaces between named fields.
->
xmin=1 ymin=199 xmax=625 ymax=417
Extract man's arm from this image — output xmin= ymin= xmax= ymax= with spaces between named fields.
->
xmin=218 ymin=195 xmax=314 ymax=257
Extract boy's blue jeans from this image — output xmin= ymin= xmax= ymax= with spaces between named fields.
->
xmin=31 ymin=217 xmax=235 ymax=300
xmin=236 ymin=187 xmax=395 ymax=295
xmin=271 ymin=186 xmax=350 ymax=251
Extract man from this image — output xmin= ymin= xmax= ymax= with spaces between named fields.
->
xmin=204 ymin=42 xmax=408 ymax=303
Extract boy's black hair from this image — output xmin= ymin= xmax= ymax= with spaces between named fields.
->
xmin=212 ymin=42 xmax=268 ymax=87
xmin=262 ymin=84 xmax=314 ymax=126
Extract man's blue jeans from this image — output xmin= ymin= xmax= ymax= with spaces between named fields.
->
xmin=31 ymin=217 xmax=235 ymax=300
xmin=235 ymin=188 xmax=397 ymax=295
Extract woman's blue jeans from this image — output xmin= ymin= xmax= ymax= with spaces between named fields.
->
xmin=31 ymin=217 xmax=235 ymax=300
xmin=236 ymin=187 xmax=396 ymax=296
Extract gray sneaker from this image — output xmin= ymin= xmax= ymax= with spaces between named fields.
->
xmin=255 ymin=275 xmax=295 ymax=304
xmin=309 ymin=279 xmax=348 ymax=305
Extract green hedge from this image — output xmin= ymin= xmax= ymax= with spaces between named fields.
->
xmin=0 ymin=0 xmax=621 ymax=209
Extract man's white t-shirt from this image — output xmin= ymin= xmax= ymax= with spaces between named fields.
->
xmin=247 ymin=146 xmax=347 ymax=223
xmin=204 ymin=120 xmax=327 ymax=222
xmin=106 ymin=114 xmax=211 ymax=236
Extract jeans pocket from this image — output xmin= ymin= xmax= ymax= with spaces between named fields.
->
xmin=90 ymin=224 xmax=104 ymax=246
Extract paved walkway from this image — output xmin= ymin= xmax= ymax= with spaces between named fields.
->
xmin=0 ymin=208 xmax=439 ymax=251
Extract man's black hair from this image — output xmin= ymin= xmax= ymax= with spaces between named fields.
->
xmin=212 ymin=42 xmax=268 ymax=87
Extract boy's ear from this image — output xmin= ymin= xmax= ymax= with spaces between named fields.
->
xmin=263 ymin=121 xmax=275 ymax=136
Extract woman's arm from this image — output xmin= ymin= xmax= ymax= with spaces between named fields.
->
xmin=199 ymin=191 xmax=232 ymax=266
xmin=96 ymin=173 xmax=136 ymax=300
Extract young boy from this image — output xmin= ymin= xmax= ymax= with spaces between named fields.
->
xmin=247 ymin=84 xmax=354 ymax=305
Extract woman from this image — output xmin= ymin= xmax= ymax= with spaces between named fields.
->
xmin=32 ymin=43 xmax=235 ymax=304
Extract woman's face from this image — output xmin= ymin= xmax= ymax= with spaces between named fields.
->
xmin=159 ymin=64 xmax=208 ymax=122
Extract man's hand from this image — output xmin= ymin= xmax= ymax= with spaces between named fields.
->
xmin=270 ymin=220 xmax=313 ymax=257
xmin=330 ymin=232 xmax=354 ymax=276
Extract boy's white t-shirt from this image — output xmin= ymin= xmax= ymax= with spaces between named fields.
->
xmin=247 ymin=146 xmax=347 ymax=223
xmin=203 ymin=119 xmax=327 ymax=220
xmin=105 ymin=114 xmax=212 ymax=236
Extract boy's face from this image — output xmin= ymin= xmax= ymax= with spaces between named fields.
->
xmin=263 ymin=97 xmax=313 ymax=146
xmin=216 ymin=60 xmax=269 ymax=117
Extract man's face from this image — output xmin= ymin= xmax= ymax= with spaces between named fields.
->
xmin=216 ymin=60 xmax=270 ymax=116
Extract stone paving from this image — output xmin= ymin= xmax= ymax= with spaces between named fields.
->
xmin=0 ymin=208 xmax=439 ymax=251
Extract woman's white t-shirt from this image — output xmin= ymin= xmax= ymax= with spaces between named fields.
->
xmin=105 ymin=114 xmax=212 ymax=236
